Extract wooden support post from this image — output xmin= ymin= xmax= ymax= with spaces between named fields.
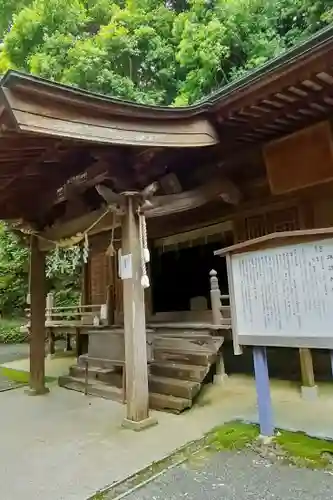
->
xmin=330 ymin=350 xmax=333 ymax=379
xmin=46 ymin=293 xmax=55 ymax=356
xmin=253 ymin=346 xmax=274 ymax=438
xmin=26 ymin=235 xmax=49 ymax=396
xmin=65 ymin=334 xmax=73 ymax=352
xmin=121 ymin=194 xmax=157 ymax=431
xmin=210 ymin=269 xmax=223 ymax=324
xmin=299 ymin=348 xmax=318 ymax=400
xmin=77 ymin=268 xmax=89 ymax=357
xmin=214 ymin=350 xmax=228 ymax=384
xmin=210 ymin=270 xmax=227 ymax=383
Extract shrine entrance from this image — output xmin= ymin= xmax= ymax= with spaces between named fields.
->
xmin=149 ymin=224 xmax=233 ymax=319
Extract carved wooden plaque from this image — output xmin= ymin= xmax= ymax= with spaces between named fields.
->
xmin=263 ymin=121 xmax=333 ymax=194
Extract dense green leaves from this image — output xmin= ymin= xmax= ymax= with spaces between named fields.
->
xmin=0 ymin=223 xmax=82 ymax=316
xmin=0 ymin=0 xmax=331 ymax=105
xmin=0 ymin=224 xmax=29 ymax=315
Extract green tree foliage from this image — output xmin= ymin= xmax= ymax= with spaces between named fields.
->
xmin=0 ymin=223 xmax=82 ymax=316
xmin=0 ymin=0 xmax=331 ymax=105
xmin=0 ymin=224 xmax=29 ymax=315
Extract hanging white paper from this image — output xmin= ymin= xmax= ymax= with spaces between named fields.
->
xmin=120 ymin=253 xmax=133 ymax=280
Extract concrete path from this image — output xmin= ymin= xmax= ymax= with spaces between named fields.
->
xmin=0 ymin=343 xmax=29 ymax=364
xmin=124 ymin=451 xmax=333 ymax=500
xmin=0 ymin=343 xmax=29 ymax=390
xmin=1 ymin=376 xmax=333 ymax=500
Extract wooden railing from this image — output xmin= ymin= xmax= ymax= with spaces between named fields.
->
xmin=209 ymin=269 xmax=231 ymax=327
xmin=23 ymin=293 xmax=109 ymax=355
xmin=45 ymin=293 xmax=108 ymax=325
xmin=25 ymin=293 xmax=108 ymax=326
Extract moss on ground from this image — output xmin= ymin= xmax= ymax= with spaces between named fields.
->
xmin=0 ymin=366 xmax=56 ymax=384
xmin=209 ymin=421 xmax=259 ymax=450
xmin=277 ymin=430 xmax=333 ymax=469
xmin=90 ymin=421 xmax=333 ymax=499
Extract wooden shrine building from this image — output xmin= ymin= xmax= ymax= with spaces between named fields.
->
xmin=1 ymin=25 xmax=333 ymax=427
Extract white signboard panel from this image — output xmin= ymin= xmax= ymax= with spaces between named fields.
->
xmin=120 ymin=253 xmax=133 ymax=280
xmin=229 ymin=237 xmax=333 ymax=349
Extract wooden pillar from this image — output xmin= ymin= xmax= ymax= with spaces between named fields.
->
xmin=210 ymin=270 xmax=227 ymax=383
xmin=26 ymin=235 xmax=49 ymax=396
xmin=299 ymin=347 xmax=317 ymax=400
xmin=121 ymin=194 xmax=157 ymax=430
xmin=210 ymin=269 xmax=223 ymax=324
xmin=46 ymin=293 xmax=55 ymax=356
xmin=76 ymin=263 xmax=89 ymax=358
xmin=298 ymin=204 xmax=317 ymax=400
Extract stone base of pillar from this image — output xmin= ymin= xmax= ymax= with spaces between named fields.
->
xmin=122 ymin=415 xmax=158 ymax=432
xmin=214 ymin=373 xmax=228 ymax=385
xmin=25 ymin=386 xmax=50 ymax=396
xmin=301 ymin=385 xmax=318 ymax=401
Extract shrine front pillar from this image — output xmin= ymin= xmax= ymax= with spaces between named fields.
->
xmin=26 ymin=235 xmax=49 ymax=396
xmin=121 ymin=193 xmax=157 ymax=430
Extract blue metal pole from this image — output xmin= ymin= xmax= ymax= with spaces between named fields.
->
xmin=253 ymin=346 xmax=274 ymax=437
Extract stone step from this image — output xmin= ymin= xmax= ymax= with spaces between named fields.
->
xmin=69 ymin=365 xmax=122 ymax=386
xmin=148 ymin=375 xmax=201 ymax=399
xmin=58 ymin=375 xmax=124 ymax=402
xmin=153 ymin=348 xmax=214 ymax=366
xmin=149 ymin=392 xmax=192 ymax=413
xmin=150 ymin=361 xmax=209 ymax=381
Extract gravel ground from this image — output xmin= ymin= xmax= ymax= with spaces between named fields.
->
xmin=123 ymin=451 xmax=333 ymax=500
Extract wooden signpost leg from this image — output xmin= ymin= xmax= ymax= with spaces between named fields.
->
xmin=330 ymin=351 xmax=333 ymax=378
xmin=299 ymin=348 xmax=318 ymax=400
xmin=253 ymin=346 xmax=274 ymax=437
xmin=26 ymin=235 xmax=49 ymax=396
xmin=121 ymin=194 xmax=157 ymax=431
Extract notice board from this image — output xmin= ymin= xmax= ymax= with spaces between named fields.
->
xmin=224 ymin=235 xmax=333 ymax=351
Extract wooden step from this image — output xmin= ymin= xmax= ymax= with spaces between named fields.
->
xmin=153 ymin=348 xmax=214 ymax=366
xmin=149 ymin=392 xmax=191 ymax=413
xmin=58 ymin=376 xmax=123 ymax=402
xmin=148 ymin=375 xmax=201 ymax=399
xmin=153 ymin=335 xmax=224 ymax=353
xmin=78 ymin=355 xmax=125 ymax=370
xmin=150 ymin=361 xmax=209 ymax=381
xmin=148 ymin=322 xmax=229 ymax=330
xmin=59 ymin=376 xmax=192 ymax=413
xmin=153 ymin=335 xmax=216 ymax=352
xmin=69 ymin=365 xmax=122 ymax=386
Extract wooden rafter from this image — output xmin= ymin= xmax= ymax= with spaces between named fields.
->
xmin=0 ymin=140 xmax=65 ymax=198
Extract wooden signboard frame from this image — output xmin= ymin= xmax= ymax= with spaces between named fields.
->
xmin=215 ymin=227 xmax=333 ymax=437
xmin=215 ymin=227 xmax=333 ymax=354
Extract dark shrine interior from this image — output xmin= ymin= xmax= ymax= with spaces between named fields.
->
xmin=150 ymin=232 xmax=233 ymax=313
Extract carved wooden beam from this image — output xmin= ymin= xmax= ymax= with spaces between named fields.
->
xmin=144 ymin=181 xmax=240 ymax=218
xmin=96 ymin=176 xmax=241 ymax=218
xmin=55 ymin=160 xmax=111 ymax=204
xmin=96 ymin=185 xmax=126 ymax=207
